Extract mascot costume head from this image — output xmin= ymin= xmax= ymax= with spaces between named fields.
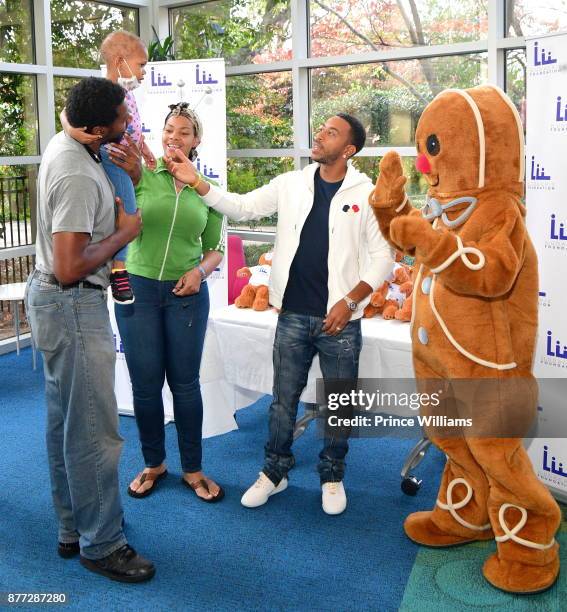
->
xmin=370 ymin=85 xmax=561 ymax=594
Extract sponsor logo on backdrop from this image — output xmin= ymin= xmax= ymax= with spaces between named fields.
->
xmin=195 ymin=157 xmax=220 ymax=180
xmin=195 ymin=63 xmax=219 ymax=85
xmin=545 ymin=214 xmax=567 ymax=251
xmin=190 ymin=64 xmax=223 ymax=97
xmin=538 ymin=291 xmax=551 ymax=309
xmin=538 ymin=443 xmax=567 ymax=487
xmin=113 ymin=334 xmax=125 ymax=355
xmin=527 ymin=155 xmax=554 ymax=191
xmin=148 ymin=66 xmax=175 ymax=94
xmin=529 ymin=40 xmax=561 ymax=76
xmin=541 ymin=329 xmax=567 ymax=369
xmin=551 ymin=95 xmax=567 ymax=132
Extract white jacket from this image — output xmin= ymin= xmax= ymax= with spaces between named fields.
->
xmin=202 ymin=162 xmax=394 ymax=319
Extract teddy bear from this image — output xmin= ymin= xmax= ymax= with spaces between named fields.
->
xmin=234 ymin=251 xmax=272 ymax=311
xmin=369 ymin=85 xmax=561 ymax=594
xmin=364 ymin=259 xmax=413 ymax=321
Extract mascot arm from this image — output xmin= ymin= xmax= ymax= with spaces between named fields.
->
xmin=369 ymin=151 xmax=417 ymax=252
xmin=390 ymin=209 xmax=525 ymax=298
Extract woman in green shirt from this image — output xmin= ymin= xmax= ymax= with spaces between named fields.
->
xmin=116 ymin=103 xmax=226 ymax=502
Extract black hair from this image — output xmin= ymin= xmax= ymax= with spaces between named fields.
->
xmin=66 ymin=77 xmax=126 ymax=130
xmin=336 ymin=113 xmax=366 ymax=155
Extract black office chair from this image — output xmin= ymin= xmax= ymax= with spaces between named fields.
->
xmin=293 ymin=402 xmax=319 ymax=440
xmin=400 ymin=436 xmax=432 ymax=495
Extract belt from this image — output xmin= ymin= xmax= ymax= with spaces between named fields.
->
xmin=34 ymin=270 xmax=104 ymax=291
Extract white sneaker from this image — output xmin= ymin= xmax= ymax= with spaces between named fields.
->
xmin=241 ymin=472 xmax=288 ymax=508
xmin=322 ymin=481 xmax=347 ymax=515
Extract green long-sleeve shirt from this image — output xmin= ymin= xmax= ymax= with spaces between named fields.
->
xmin=127 ymin=158 xmax=225 ymax=281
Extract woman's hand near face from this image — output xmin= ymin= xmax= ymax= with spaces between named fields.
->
xmin=107 ymin=132 xmax=142 ymax=184
xmin=164 ymin=148 xmax=198 ymax=184
xmin=173 ymin=267 xmax=201 ymax=296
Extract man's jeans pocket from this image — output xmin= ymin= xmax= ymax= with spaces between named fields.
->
xmin=27 ymin=302 xmax=70 ymax=353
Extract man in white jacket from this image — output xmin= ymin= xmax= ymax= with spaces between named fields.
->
xmin=166 ymin=113 xmax=393 ymax=514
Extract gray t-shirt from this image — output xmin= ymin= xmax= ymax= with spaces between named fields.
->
xmin=35 ymin=132 xmax=116 ymax=289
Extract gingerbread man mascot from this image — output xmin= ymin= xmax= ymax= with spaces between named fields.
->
xmin=370 ymin=85 xmax=561 ymax=594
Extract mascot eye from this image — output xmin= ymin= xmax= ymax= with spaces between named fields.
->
xmin=426 ymin=134 xmax=440 ymax=156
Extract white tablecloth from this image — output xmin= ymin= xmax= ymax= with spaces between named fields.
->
xmin=202 ymin=306 xmax=414 ymax=429
xmin=116 ymin=305 xmax=414 ymax=438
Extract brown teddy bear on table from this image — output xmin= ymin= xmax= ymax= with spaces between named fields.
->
xmin=369 ymin=85 xmax=561 ymax=594
xmin=364 ymin=259 xmax=413 ymax=321
xmin=234 ymin=251 xmax=272 ymax=311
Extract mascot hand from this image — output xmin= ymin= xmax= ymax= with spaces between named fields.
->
xmin=390 ymin=215 xmax=437 ymax=253
xmin=369 ymin=151 xmax=407 ymax=210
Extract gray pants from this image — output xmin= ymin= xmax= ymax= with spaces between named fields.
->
xmin=26 ymin=271 xmax=126 ymax=560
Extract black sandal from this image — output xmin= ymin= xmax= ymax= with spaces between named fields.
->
xmin=182 ymin=477 xmax=225 ymax=503
xmin=127 ymin=469 xmax=168 ymax=499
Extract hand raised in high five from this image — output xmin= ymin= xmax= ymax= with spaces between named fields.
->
xmin=369 ymin=150 xmax=407 ymax=210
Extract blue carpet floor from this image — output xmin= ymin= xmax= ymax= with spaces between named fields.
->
xmin=1 ymin=348 xmax=565 ymax=611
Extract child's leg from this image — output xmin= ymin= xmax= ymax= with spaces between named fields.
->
xmin=100 ymin=146 xmax=137 ymax=269
xmin=100 ymin=146 xmax=136 ymax=304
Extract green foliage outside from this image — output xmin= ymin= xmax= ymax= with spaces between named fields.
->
xmin=243 ymin=242 xmax=273 ymax=267
xmin=50 ymin=0 xmax=138 ymax=69
xmin=148 ymin=26 xmax=175 ymax=62
xmin=0 ymin=0 xmax=33 ymax=64
xmin=0 ymin=0 xmax=531 ymax=207
xmin=227 ymin=158 xmax=293 ymax=227
xmin=171 ymin=0 xmax=290 ymax=68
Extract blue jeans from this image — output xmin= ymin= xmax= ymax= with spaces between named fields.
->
xmin=264 ymin=311 xmax=362 ymax=485
xmin=115 ymin=274 xmax=210 ymax=473
xmin=25 ymin=271 xmax=126 ymax=560
xmin=100 ymin=145 xmax=137 ymax=263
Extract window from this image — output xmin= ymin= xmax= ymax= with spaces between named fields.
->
xmin=352 ymin=156 xmax=428 ymax=208
xmin=227 ymin=157 xmax=293 ymax=229
xmin=506 ymin=0 xmax=567 ymax=37
xmin=0 ymin=163 xmax=37 ymax=340
xmin=50 ymin=0 xmax=138 ymax=68
xmin=506 ymin=49 xmax=526 ymax=128
xmin=311 ymin=53 xmax=488 ymax=147
xmin=227 ymin=72 xmax=293 ymax=149
xmin=53 ymin=76 xmax=82 ymax=132
xmin=0 ymin=164 xmax=36 ymax=249
xmin=310 ymin=0 xmax=488 ymax=58
xmin=0 ymin=0 xmax=34 ymax=64
xmin=171 ymin=0 xmax=292 ymax=66
xmin=0 ymin=73 xmax=38 ymax=156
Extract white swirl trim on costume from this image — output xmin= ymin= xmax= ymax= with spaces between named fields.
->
xmin=495 ymin=503 xmax=556 ymax=551
xmin=395 ymin=193 xmax=409 ymax=213
xmin=430 ymin=235 xmax=485 ymax=274
xmin=409 ymin=263 xmax=423 ymax=334
xmin=436 ymin=477 xmax=492 ymax=532
xmin=429 ymin=275 xmax=517 ymax=370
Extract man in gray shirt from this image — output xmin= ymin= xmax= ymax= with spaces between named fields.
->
xmin=26 ymin=77 xmax=154 ymax=582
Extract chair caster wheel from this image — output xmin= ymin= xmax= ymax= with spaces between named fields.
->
xmin=401 ymin=476 xmax=422 ymax=496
